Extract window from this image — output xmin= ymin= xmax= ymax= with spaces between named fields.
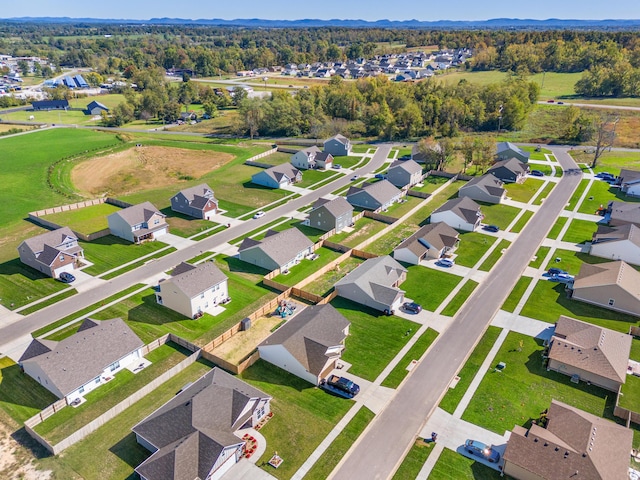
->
xmin=110 ymin=360 xmax=120 ymax=372
xmin=59 ymin=254 xmax=65 ymax=262
xmin=154 ymin=219 xmax=160 ymax=225
xmin=79 ymin=386 xmax=85 ymax=394
xmin=608 ymin=298 xmax=615 ymax=306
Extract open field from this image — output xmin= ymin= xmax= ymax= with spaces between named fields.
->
xmin=40 ymin=202 xmax=121 ymax=234
xmin=571 ymin=150 xmax=640 ymax=175
xmin=363 ymin=221 xmax=420 ymax=256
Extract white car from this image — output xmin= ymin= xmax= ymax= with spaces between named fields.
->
xmin=253 ymin=211 xmax=266 ymax=219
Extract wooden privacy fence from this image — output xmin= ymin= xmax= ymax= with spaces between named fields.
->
xmin=364 ymin=210 xmax=399 ymax=224
xmin=407 ymin=190 xmax=431 ymax=199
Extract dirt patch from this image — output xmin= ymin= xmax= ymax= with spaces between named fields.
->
xmin=214 ymin=314 xmax=284 ymax=364
xmin=0 ymin=421 xmax=51 ymax=480
xmin=71 ymin=146 xmax=234 ymax=196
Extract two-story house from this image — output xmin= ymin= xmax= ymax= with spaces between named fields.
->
xmin=170 ymin=183 xmax=218 ymax=220
xmin=18 ymin=226 xmax=84 ymax=278
xmin=107 ymin=202 xmax=168 ymax=243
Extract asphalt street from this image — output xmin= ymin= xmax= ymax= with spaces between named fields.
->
xmin=0 ymin=146 xmax=391 ymax=349
xmin=331 ymin=147 xmax=582 ymax=480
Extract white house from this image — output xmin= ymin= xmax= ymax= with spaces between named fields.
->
xmin=590 ymin=224 xmax=640 ymax=265
xmin=430 ymin=197 xmax=483 ymax=232
xmin=19 ymin=318 xmax=144 ymax=402
xmin=619 ymin=169 xmax=640 ymax=197
xmin=107 ymin=202 xmax=168 ymax=243
xmin=393 ymin=222 xmax=459 ymax=265
xmin=291 ymin=146 xmax=333 ymax=170
xmin=238 ymin=228 xmax=314 ymax=272
xmin=156 ymin=262 xmax=229 ymax=318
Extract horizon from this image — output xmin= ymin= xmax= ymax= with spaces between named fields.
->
xmin=1 ymin=0 xmax=640 ymax=22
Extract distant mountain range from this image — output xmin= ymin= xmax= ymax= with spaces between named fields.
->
xmin=2 ymin=17 xmax=640 ymax=29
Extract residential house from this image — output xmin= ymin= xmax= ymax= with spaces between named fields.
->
xmin=132 ymin=368 xmax=271 ymax=480
xmin=411 ymin=144 xmax=427 ymax=163
xmin=307 ymin=197 xmax=354 ymax=233
xmin=571 ymin=260 xmax=640 ymax=317
xmin=608 ymin=201 xmax=640 ymax=227
xmin=251 ymin=163 xmax=302 ymax=189
xmin=430 ymin=197 xmax=483 ymax=232
xmin=18 ymin=227 xmax=84 ymax=278
xmin=346 ymin=180 xmax=402 ymax=212
xmin=156 ymin=262 xmax=228 ymax=318
xmin=31 ymin=99 xmax=69 ymax=110
xmin=86 ymin=100 xmax=109 ymax=115
xmin=458 ymin=174 xmax=506 ymax=204
xmin=335 ymin=255 xmax=407 ymax=314
xmin=487 ymin=158 xmax=529 ymax=184
xmin=258 ymin=304 xmax=350 ymax=385
xmin=547 ymin=315 xmax=631 ymax=392
xmin=393 ymin=222 xmax=459 ymax=265
xmin=503 ymin=400 xmax=632 ymax=480
xmin=618 ymin=168 xmax=640 ymax=197
xmin=107 ymin=201 xmax=168 ymax=243
xmin=590 ymin=223 xmax=640 ymax=265
xmin=291 ymin=146 xmax=333 ymax=170
xmin=170 ymin=183 xmax=218 ymax=220
xmin=496 ymin=142 xmax=530 ymax=163
xmin=323 ymin=134 xmax=351 ymax=156
xmin=386 ymin=160 xmax=423 ymax=188
xmin=19 ymin=318 xmax=144 ymax=402
xmin=238 ymin=228 xmax=314 ymax=272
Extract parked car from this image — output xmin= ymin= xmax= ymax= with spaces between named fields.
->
xmin=351 ymin=175 xmax=359 ymax=181
xmin=402 ymin=302 xmax=422 ymax=314
xmin=547 ymin=268 xmax=567 ymax=276
xmin=464 ymin=439 xmax=501 ymax=463
xmin=547 ymin=99 xmax=555 ymax=103
xmin=530 ymin=170 xmax=544 ymax=177
xmin=253 ymin=211 xmax=266 ymax=219
xmin=374 ymin=173 xmax=387 ymax=179
xmin=58 ymin=272 xmax=76 ymax=283
xmin=436 ymin=258 xmax=455 ymax=268
xmin=333 ymin=163 xmax=342 ymax=169
xmin=551 ymin=273 xmax=575 ymax=283
xmin=483 ymin=225 xmax=500 ymax=233
xmin=595 ymin=172 xmax=614 ymax=179
xmin=320 ymin=375 xmax=360 ymax=399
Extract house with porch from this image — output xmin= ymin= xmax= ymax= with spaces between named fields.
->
xmin=156 ymin=262 xmax=229 ymax=319
xmin=171 ymin=183 xmax=218 ymax=220
xmin=258 ymin=304 xmax=350 ymax=385
xmin=238 ymin=228 xmax=314 ymax=272
xmin=430 ymin=197 xmax=482 ymax=232
xmin=346 ymin=180 xmax=402 ymax=212
xmin=323 ymin=134 xmax=351 ymax=156
xmin=107 ymin=202 xmax=168 ymax=243
xmin=19 ymin=318 xmax=144 ymax=403
xmin=335 ymin=255 xmax=407 ymax=314
xmin=393 ymin=222 xmax=459 ymax=265
xmin=18 ymin=227 xmax=84 ymax=278
xmin=251 ymin=164 xmax=302 ymax=189
xmin=307 ymin=197 xmax=354 ymax=233
xmin=132 ymin=368 xmax=271 ymax=480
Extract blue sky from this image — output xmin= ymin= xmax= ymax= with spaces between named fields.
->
xmin=3 ymin=0 xmax=640 ymax=21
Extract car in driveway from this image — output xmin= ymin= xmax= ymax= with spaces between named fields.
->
xmin=550 ymin=273 xmax=575 ymax=283
xmin=464 ymin=439 xmax=501 ymax=463
xmin=402 ymin=302 xmax=422 ymax=314
xmin=333 ymin=163 xmax=342 ymax=169
xmin=483 ymin=225 xmax=500 ymax=233
xmin=374 ymin=173 xmax=387 ymax=179
xmin=58 ymin=272 xmax=76 ymax=283
xmin=253 ymin=211 xmax=266 ymax=219
xmin=547 ymin=268 xmax=567 ymax=276
xmin=530 ymin=170 xmax=544 ymax=177
xmin=436 ymin=258 xmax=455 ymax=268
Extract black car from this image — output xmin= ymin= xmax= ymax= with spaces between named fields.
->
xmin=483 ymin=225 xmax=499 ymax=233
xmin=58 ymin=272 xmax=76 ymax=283
xmin=530 ymin=170 xmax=544 ymax=177
xmin=402 ymin=302 xmax=422 ymax=314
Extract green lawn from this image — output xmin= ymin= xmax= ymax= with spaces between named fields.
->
xmin=102 ymin=246 xmax=177 ymax=280
xmin=40 ymin=202 xmax=122 ymax=234
xmin=303 ymin=256 xmax=365 ymax=296
xmin=272 ymin=247 xmax=343 ymax=286
xmin=266 ymin=218 xmax=327 ymax=242
xmin=441 ymin=280 xmax=479 ymax=317
xmin=33 ymin=342 xmax=191 ymax=444
xmin=391 ymin=439 xmax=436 ymax=480
xmin=532 ymin=182 xmax=556 ymax=205
xmin=414 ymin=175 xmax=450 ymax=193
xmin=578 ymin=179 xmax=640 ymax=214
xmin=381 ymin=328 xmax=439 ymax=388
xmin=547 ymin=216 xmax=568 ymax=239
xmin=385 ymin=196 xmax=422 ymax=217
xmin=561 ymin=219 xmax=599 ymax=244
xmin=530 ymin=246 xmax=551 ymax=269
xmin=402 ymin=265 xmax=463 ymax=312
xmin=163 ymin=210 xmax=218 ymax=238
xmin=333 ymin=297 xmax=420 ymax=381
xmin=81 ymin=236 xmax=169 ymax=276
xmin=350 ymin=145 xmax=373 ymax=154
xmin=631 ymin=339 xmax=640 ymax=362
xmin=0 ymin=356 xmax=59 ymax=424
xmin=19 ymin=288 xmax=78 ymax=315
xmin=478 ymin=240 xmax=511 ymax=272
xmin=571 ymin=150 xmax=640 ymax=174
xmin=439 ymin=327 xmax=502 ymax=414
xmin=502 ymin=277 xmax=533 ymax=313
xmin=304 ymin=407 xmax=375 ymax=480
xmin=454 ymin=232 xmax=496 ymax=268
xmin=0 ymin=258 xmax=71 ymax=310
xmin=504 ymin=179 xmax=544 ymax=203
xmin=461 ymin=332 xmax=617 ymax=437
xmin=509 ymin=210 xmax=533 ymax=233
xmin=47 ymin=359 xmax=213 ymax=480
xmin=241 ymin=360 xmax=352 ymax=479
xmin=428 ymin=447 xmax=503 ymax=480
xmin=332 ymin=154 xmax=365 ymax=168
xmin=363 ymin=222 xmax=421 ymax=256
xmin=620 ymin=375 xmax=640 ymax=413
xmin=521 ymin=146 xmax=553 ymax=161
xmin=297 ymin=169 xmax=336 ymax=188
xmin=520 ymin=280 xmax=638 ymax=332
xmin=329 ymin=217 xmax=388 ymax=248
xmin=543 ymin=249 xmax=610 ymax=275
xmin=566 ymin=179 xmax=590 ymax=211
xmin=479 ymin=203 xmax=521 ymax=230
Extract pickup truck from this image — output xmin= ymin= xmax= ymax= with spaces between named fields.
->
xmin=320 ymin=375 xmax=360 ymax=399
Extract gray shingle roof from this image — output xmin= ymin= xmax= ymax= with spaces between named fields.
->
xmin=311 ymin=197 xmax=353 ymax=218
xmin=432 ymin=197 xmax=482 ymax=224
xmin=21 ymin=227 xmax=78 ymax=255
xmin=496 ymin=141 xmax=529 ymax=158
xmin=263 ymin=163 xmax=301 ymax=183
xmin=133 ymin=368 xmax=270 ymax=480
xmin=592 ymin=223 xmax=640 ymax=248
xmin=395 ymin=222 xmax=459 ymax=257
xmin=619 ymin=168 xmax=640 ymax=185
xmin=609 ymin=201 xmax=640 ymax=226
xmin=239 ymin=228 xmax=313 ymax=267
xmin=487 ymin=157 xmax=528 ymax=176
xmin=389 ymin=159 xmax=422 ymax=175
xmin=325 ymin=134 xmax=349 ymax=145
xmin=347 ymin=180 xmax=401 ymax=205
xmin=19 ymin=318 xmax=144 ymax=396
xmin=176 ymin=183 xmax=215 ymax=203
xmin=163 ymin=262 xmax=227 ymax=298
xmin=112 ymin=201 xmax=164 ymax=227
xmin=260 ymin=304 xmax=350 ymax=376
xmin=336 ymin=256 xmax=406 ymax=305
xmin=460 ymin=174 xmax=505 ymax=198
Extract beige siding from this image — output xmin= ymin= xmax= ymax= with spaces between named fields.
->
xmin=504 ymin=461 xmax=544 ymax=480
xmin=547 ymin=359 xmax=620 ymax=392
xmin=573 ymin=284 xmax=640 ymax=317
